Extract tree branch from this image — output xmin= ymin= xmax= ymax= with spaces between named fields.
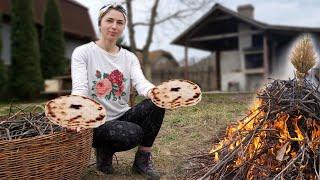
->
xmin=142 ymin=0 xmax=160 ymax=52
xmin=132 ymin=0 xmax=212 ymax=27
xmin=125 ymin=0 xmax=137 ymax=52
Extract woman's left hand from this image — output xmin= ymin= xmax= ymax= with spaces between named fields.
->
xmin=147 ymin=88 xmax=154 ymax=99
xmin=66 ymin=126 xmax=81 ymax=133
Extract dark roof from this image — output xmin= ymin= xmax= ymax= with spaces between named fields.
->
xmin=0 ymin=0 xmax=96 ymax=40
xmin=172 ymin=3 xmax=320 ymax=46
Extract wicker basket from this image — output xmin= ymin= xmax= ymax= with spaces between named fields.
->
xmin=0 ymin=129 xmax=93 ymax=179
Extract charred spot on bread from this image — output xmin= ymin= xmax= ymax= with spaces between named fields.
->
xmin=170 ymin=87 xmax=181 ymax=92
xmin=171 ymin=96 xmax=181 ymax=103
xmin=186 ymin=102 xmax=195 ymax=105
xmin=69 ymin=115 xmax=82 ymax=122
xmin=68 ymin=121 xmax=80 ymax=124
xmin=193 ymin=93 xmax=200 ymax=98
xmin=70 ymin=104 xmax=82 ymax=109
xmin=96 ymin=114 xmax=105 ymax=121
xmin=86 ymin=120 xmax=97 ymax=123
xmin=186 ymin=98 xmax=195 ymax=102
xmin=90 ymin=99 xmax=101 ymax=105
xmin=186 ymin=80 xmax=196 ymax=85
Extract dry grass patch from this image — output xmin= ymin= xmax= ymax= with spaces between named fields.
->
xmin=0 ymin=93 xmax=255 ymax=179
xmin=82 ymin=93 xmax=254 ymax=179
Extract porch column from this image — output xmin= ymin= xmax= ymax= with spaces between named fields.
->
xmin=263 ymin=34 xmax=269 ymax=79
xmin=215 ymin=50 xmax=221 ymax=90
xmin=184 ymin=45 xmax=189 ymax=79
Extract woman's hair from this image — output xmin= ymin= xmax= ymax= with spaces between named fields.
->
xmin=98 ymin=3 xmax=127 ymax=26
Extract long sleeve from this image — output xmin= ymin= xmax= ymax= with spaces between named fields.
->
xmin=71 ymin=47 xmax=89 ymax=97
xmin=130 ymin=55 xmax=154 ymax=97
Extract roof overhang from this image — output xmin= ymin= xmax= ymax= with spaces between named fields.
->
xmin=172 ymin=3 xmax=320 ymax=51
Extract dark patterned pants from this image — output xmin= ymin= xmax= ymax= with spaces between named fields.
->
xmin=92 ymin=99 xmax=165 ymax=153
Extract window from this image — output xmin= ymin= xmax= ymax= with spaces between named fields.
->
xmin=252 ymin=35 xmax=263 ymax=48
xmin=245 ymin=53 xmax=263 ymax=69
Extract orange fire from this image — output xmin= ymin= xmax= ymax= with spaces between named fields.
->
xmin=209 ymin=98 xmax=320 ymax=179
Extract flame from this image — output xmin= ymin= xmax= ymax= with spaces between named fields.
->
xmin=209 ymin=98 xmax=320 ymax=179
xmin=210 ymin=99 xmax=265 ymax=163
xmin=291 ymin=115 xmax=304 ymax=141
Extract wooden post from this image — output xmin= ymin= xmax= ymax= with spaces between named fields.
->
xmin=184 ymin=45 xmax=189 ymax=80
xmin=215 ymin=51 xmax=221 ymax=90
xmin=263 ymin=34 xmax=269 ymax=79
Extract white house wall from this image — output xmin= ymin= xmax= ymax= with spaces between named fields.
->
xmin=219 ymin=23 xmax=267 ymax=92
xmin=220 ymin=50 xmax=246 ymax=91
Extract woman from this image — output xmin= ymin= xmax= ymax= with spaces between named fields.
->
xmin=71 ymin=3 xmax=165 ymax=180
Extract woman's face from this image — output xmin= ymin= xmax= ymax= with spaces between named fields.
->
xmin=99 ymin=9 xmax=126 ymax=41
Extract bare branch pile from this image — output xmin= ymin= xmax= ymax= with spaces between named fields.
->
xmin=194 ymin=78 xmax=320 ymax=180
xmin=0 ymin=105 xmax=64 ymax=140
xmin=188 ymin=35 xmax=320 ymax=180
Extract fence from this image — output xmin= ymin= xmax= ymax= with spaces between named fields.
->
xmin=152 ymin=65 xmax=218 ymax=91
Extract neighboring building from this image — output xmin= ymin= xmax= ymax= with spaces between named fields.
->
xmin=147 ymin=50 xmax=179 ymax=85
xmin=148 ymin=50 xmax=179 ymax=71
xmin=172 ymin=3 xmax=320 ymax=92
xmin=131 ymin=49 xmax=179 ymax=85
xmin=0 ymin=0 xmax=96 ymax=65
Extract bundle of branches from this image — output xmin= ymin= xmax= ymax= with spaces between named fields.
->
xmin=0 ymin=105 xmax=64 ymax=140
xmin=190 ymin=35 xmax=320 ymax=180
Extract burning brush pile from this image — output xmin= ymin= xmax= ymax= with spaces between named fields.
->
xmin=190 ymin=36 xmax=320 ymax=180
xmin=0 ymin=105 xmax=64 ymax=140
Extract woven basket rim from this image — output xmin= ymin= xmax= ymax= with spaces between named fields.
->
xmin=0 ymin=129 xmax=91 ymax=145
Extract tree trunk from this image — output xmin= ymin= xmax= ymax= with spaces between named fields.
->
xmin=142 ymin=49 xmax=152 ymax=80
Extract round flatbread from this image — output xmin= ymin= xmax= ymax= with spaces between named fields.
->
xmin=150 ymin=79 xmax=202 ymax=109
xmin=45 ymin=95 xmax=106 ymax=130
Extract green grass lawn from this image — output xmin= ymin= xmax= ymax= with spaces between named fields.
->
xmin=0 ymin=93 xmax=256 ymax=179
xmin=82 ymin=93 xmax=256 ymax=179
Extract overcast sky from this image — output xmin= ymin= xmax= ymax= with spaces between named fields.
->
xmin=74 ymin=0 xmax=320 ymax=63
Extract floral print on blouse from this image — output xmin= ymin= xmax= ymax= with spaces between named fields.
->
xmin=91 ymin=69 xmax=127 ymax=101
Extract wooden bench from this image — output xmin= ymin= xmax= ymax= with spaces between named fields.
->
xmin=41 ymin=75 xmax=72 ymax=97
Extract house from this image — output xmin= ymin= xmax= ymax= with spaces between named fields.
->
xmin=131 ymin=49 xmax=179 ymax=85
xmin=147 ymin=50 xmax=179 ymax=84
xmin=148 ymin=50 xmax=179 ymax=71
xmin=172 ymin=3 xmax=320 ymax=92
xmin=0 ymin=0 xmax=96 ymax=65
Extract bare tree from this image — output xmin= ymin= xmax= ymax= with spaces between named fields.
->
xmin=125 ymin=0 xmax=214 ymax=80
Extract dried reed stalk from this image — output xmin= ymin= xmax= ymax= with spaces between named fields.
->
xmin=290 ymin=35 xmax=316 ymax=80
